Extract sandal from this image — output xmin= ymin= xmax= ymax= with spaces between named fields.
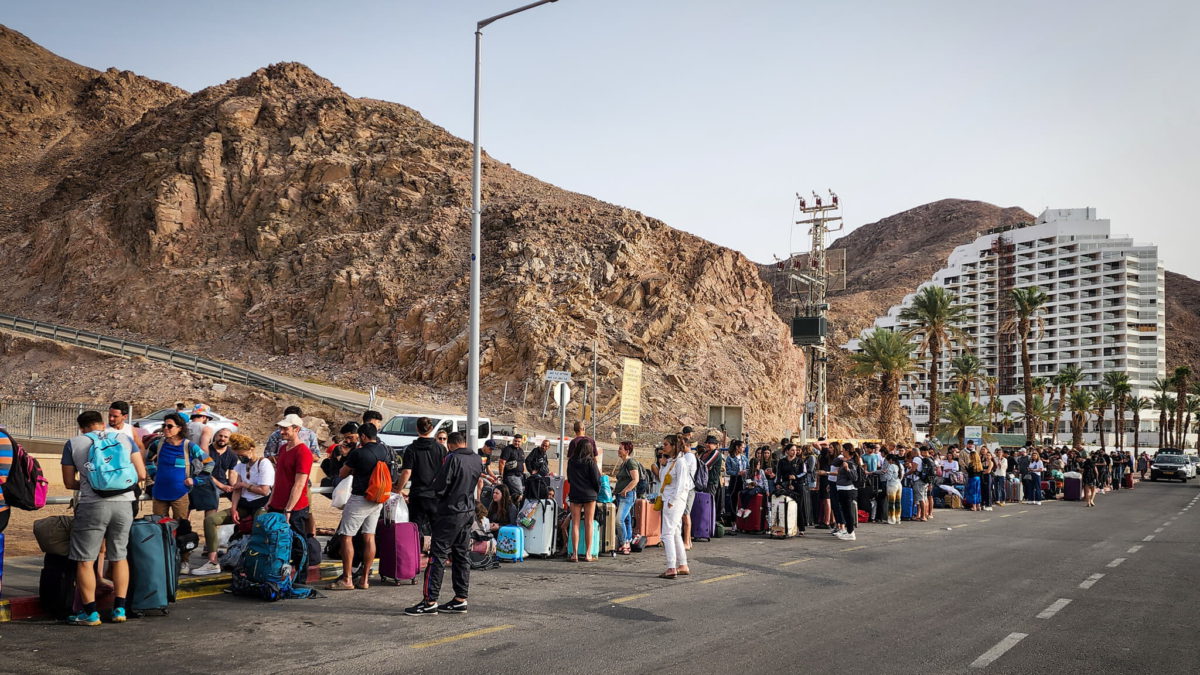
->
xmin=325 ymin=579 xmax=355 ymax=591
xmin=658 ymin=571 xmax=677 ymax=579
xmin=676 ymin=567 xmax=690 ymax=576
xmin=355 ymin=580 xmax=370 ymax=590
xmin=568 ymin=556 xmax=579 ymax=563
xmin=585 ymin=556 xmax=597 ymax=563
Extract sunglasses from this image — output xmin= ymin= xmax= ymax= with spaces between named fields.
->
xmin=162 ymin=423 xmax=178 ymax=429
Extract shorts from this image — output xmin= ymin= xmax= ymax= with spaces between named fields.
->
xmin=152 ymin=495 xmax=190 ymax=519
xmin=912 ymin=481 xmax=928 ymax=501
xmin=336 ymin=494 xmax=384 ymax=536
xmin=685 ymin=490 xmax=696 ymax=512
xmin=70 ymin=499 xmax=135 ymax=562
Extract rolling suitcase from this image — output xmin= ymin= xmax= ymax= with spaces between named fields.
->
xmin=633 ymin=498 xmax=662 ymax=547
xmin=496 ymin=525 xmax=525 ymax=562
xmin=523 ymin=499 xmax=557 ymax=558
xmin=901 ymin=487 xmax=916 ymax=520
xmin=1063 ymin=476 xmax=1083 ymax=501
xmin=736 ymin=492 xmax=767 ymax=533
xmin=597 ymin=502 xmax=618 ymax=554
xmin=566 ymin=519 xmax=600 ymax=558
xmin=39 ymin=552 xmax=76 ymax=620
xmin=378 ymin=521 xmax=421 ymax=584
xmin=1122 ymin=472 xmax=1134 ymax=489
xmin=1006 ymin=477 xmax=1023 ymax=503
xmin=128 ymin=516 xmax=179 ymax=616
xmin=769 ymin=496 xmax=799 ymax=539
xmin=690 ymin=491 xmax=716 ymax=541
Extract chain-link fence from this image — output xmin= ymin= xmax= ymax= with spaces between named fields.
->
xmin=0 ymin=399 xmax=106 ymax=441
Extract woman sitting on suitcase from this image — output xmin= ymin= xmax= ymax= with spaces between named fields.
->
xmin=485 ymin=485 xmax=518 ymax=530
xmin=774 ymin=444 xmax=808 ymax=535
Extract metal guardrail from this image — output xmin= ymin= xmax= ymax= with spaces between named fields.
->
xmin=0 ymin=312 xmax=363 ymax=414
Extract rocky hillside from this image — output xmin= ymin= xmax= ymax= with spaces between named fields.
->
xmin=0 ymin=26 xmax=805 ymax=437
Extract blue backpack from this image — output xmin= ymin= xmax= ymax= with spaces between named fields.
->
xmin=83 ymin=431 xmax=138 ymax=497
xmin=230 ymin=513 xmax=315 ymax=600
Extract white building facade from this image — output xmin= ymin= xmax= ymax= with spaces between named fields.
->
xmin=845 ymin=208 xmax=1166 ymax=442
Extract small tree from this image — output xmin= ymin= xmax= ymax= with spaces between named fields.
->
xmin=1069 ymin=389 xmax=1094 ymax=448
xmin=941 ymin=392 xmax=990 ymax=446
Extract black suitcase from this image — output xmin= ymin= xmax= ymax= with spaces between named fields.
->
xmin=39 ymin=552 xmax=76 ymax=620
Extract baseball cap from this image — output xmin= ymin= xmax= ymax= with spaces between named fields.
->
xmin=276 ymin=413 xmax=304 ymax=428
xmin=484 ymin=439 xmax=496 ymax=448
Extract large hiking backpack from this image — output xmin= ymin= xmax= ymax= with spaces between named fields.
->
xmin=2 ymin=431 xmax=48 ymax=510
xmin=83 ymin=431 xmax=138 ymax=497
xmin=230 ymin=513 xmax=315 ymax=601
xmin=920 ymin=457 xmax=936 ymax=484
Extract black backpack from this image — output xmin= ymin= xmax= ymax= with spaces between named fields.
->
xmin=634 ymin=460 xmax=651 ymax=498
xmin=920 ymin=456 xmax=936 ymax=483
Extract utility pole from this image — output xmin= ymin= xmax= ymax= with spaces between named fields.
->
xmin=782 ymin=190 xmax=844 ymax=440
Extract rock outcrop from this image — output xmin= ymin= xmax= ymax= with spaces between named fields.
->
xmin=0 ymin=26 xmax=805 ymax=437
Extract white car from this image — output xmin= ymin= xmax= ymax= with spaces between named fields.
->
xmin=1150 ymin=453 xmax=1195 ymax=482
xmin=132 ymin=408 xmax=240 ymax=435
xmin=378 ymin=414 xmax=491 ymax=452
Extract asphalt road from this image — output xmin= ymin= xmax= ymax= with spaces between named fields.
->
xmin=2 ymin=481 xmax=1196 ymax=675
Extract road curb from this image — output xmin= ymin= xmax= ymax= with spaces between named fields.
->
xmin=0 ymin=562 xmax=342 ymax=622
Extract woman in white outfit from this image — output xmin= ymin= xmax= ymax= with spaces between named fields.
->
xmin=659 ymin=434 xmax=696 ymax=579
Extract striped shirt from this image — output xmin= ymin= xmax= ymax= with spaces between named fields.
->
xmin=0 ymin=429 xmax=15 ymax=514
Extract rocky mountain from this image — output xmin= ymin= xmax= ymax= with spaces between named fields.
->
xmin=0 ymin=26 xmax=805 ymax=437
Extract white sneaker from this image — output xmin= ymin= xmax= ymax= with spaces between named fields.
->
xmin=837 ymin=532 xmax=856 ymax=541
xmin=190 ymin=561 xmax=221 ymax=576
xmin=180 ymin=561 xmax=190 ymax=575
xmin=984 ymin=506 xmax=993 ymax=511
xmin=1034 ymin=501 xmax=1042 ymax=506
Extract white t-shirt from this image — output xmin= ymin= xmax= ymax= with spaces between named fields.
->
xmin=236 ymin=457 xmax=275 ymax=492
xmin=993 ymin=457 xmax=1007 ymax=476
xmin=105 ymin=422 xmax=137 ymax=441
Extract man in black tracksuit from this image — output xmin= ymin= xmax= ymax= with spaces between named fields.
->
xmin=406 ymin=430 xmax=483 ymax=616
xmin=398 ymin=416 xmax=447 ymax=553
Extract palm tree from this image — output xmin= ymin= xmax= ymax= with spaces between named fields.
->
xmin=1184 ymin=395 xmax=1200 ymax=450
xmin=1093 ymin=389 xmax=1114 ymax=452
xmin=1001 ymin=286 xmax=1049 ymax=443
xmin=1000 ymin=410 xmax=1016 ymax=434
xmin=1126 ymin=396 xmax=1150 ymax=460
xmin=1172 ymin=366 xmax=1191 ymax=447
xmin=1153 ymin=377 xmax=1174 ymax=446
xmin=985 ymin=376 xmax=1002 ymax=427
xmin=1154 ymin=394 xmax=1177 ymax=446
xmin=850 ymin=327 xmax=917 ymax=439
xmin=1052 ymin=365 xmax=1084 ymax=445
xmin=1069 ymin=389 xmax=1094 ymax=448
xmin=1030 ymin=377 xmax=1051 ymax=399
xmin=1014 ymin=395 xmax=1054 ymax=441
xmin=941 ymin=393 xmax=990 ymax=446
xmin=1103 ymin=371 xmax=1131 ymax=451
xmin=899 ymin=286 xmax=972 ymax=440
xmin=949 ymin=353 xmax=984 ymax=400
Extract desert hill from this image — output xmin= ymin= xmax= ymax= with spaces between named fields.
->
xmin=0 ymin=25 xmax=804 ymax=438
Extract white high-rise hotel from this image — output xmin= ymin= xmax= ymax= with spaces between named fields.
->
xmin=846 ymin=207 xmax=1166 ymax=435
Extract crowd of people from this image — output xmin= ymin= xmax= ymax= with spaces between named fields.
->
xmin=0 ymin=399 xmax=1159 ymax=625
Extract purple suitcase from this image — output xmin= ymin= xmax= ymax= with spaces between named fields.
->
xmin=1064 ymin=476 xmax=1083 ymax=501
xmin=377 ymin=521 xmax=420 ymax=584
xmin=690 ymin=491 xmax=715 ymax=541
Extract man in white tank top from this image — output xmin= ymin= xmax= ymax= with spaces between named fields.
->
xmin=106 ymin=400 xmax=146 ymax=454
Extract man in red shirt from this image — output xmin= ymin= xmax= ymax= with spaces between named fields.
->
xmin=267 ymin=413 xmax=314 ymax=535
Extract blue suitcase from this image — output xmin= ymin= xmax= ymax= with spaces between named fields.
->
xmin=496 ymin=525 xmax=525 ymax=562
xmin=566 ymin=519 xmax=600 ymax=558
xmin=128 ymin=516 xmax=180 ymax=615
xmin=901 ymin=487 xmax=916 ymax=520
xmin=690 ymin=490 xmax=716 ymax=541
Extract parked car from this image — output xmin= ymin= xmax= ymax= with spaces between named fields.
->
xmin=378 ymin=414 xmax=491 ymax=452
xmin=132 ymin=407 xmax=239 ymax=436
xmin=1150 ymin=452 xmax=1195 ymax=482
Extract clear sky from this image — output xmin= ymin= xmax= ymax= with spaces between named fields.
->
xmin=7 ymin=0 xmax=1199 ymax=278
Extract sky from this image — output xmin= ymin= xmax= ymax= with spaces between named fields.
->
xmin=7 ymin=0 xmax=1200 ymax=278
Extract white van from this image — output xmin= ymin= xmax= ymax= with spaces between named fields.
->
xmin=378 ymin=414 xmax=492 ymax=452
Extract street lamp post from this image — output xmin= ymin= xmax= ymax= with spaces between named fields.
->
xmin=468 ymin=0 xmax=560 ymax=453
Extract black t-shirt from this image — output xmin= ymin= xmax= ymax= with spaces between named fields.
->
xmin=401 ymin=437 xmax=448 ymax=499
xmin=210 ymin=448 xmax=239 ymax=494
xmin=345 ymin=441 xmax=391 ymax=496
xmin=501 ymin=444 xmax=525 ymax=477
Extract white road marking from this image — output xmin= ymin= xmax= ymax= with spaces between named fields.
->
xmin=1154 ymin=528 xmax=1164 ymax=533
xmin=1162 ymin=521 xmax=1171 ymax=527
xmin=1144 ymin=535 xmax=1155 ymax=541
xmin=970 ymin=633 xmax=1028 ymax=668
xmin=1107 ymin=558 xmax=1126 ymax=568
xmin=1037 ymin=598 xmax=1072 ymax=619
xmin=1079 ymin=573 xmax=1105 ymax=589
xmin=1127 ymin=545 xmax=1142 ymax=554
